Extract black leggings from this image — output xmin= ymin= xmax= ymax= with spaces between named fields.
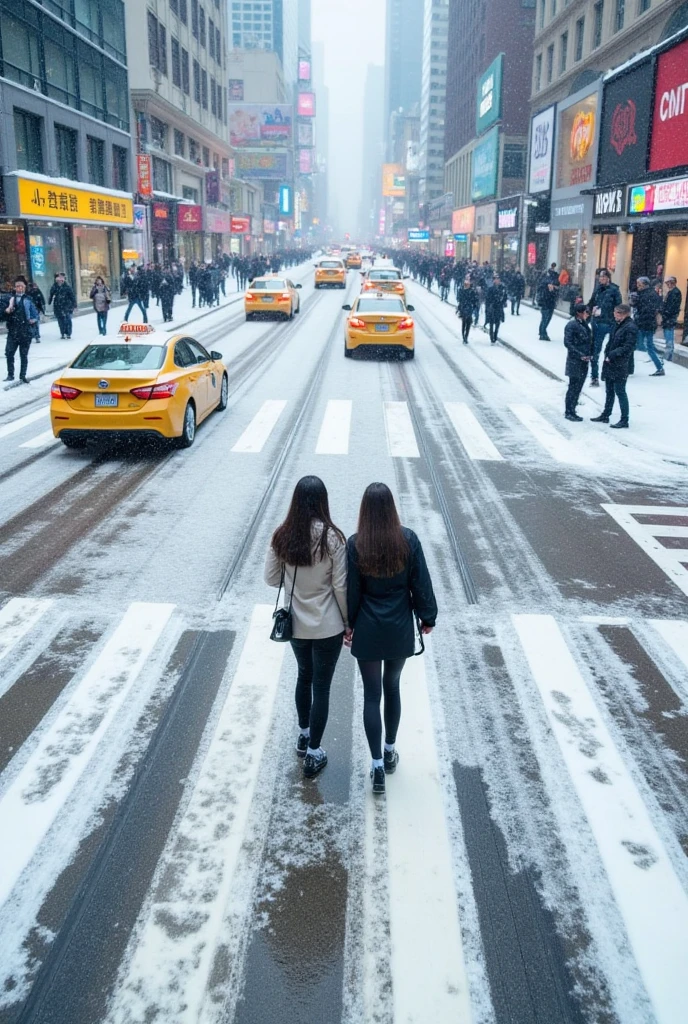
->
xmin=460 ymin=316 xmax=471 ymax=342
xmin=358 ymin=658 xmax=406 ymax=760
xmin=290 ymin=633 xmax=344 ymax=748
xmin=488 ymin=321 xmax=499 ymax=343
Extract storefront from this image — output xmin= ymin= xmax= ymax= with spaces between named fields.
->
xmin=550 ymin=196 xmax=593 ymax=305
xmin=1 ymin=172 xmax=133 ymax=301
xmin=151 ymin=202 xmax=176 ymax=264
xmin=176 ymin=204 xmax=203 ymax=265
xmin=451 ymin=206 xmax=475 ymax=262
xmin=628 ymin=178 xmax=688 ymax=306
xmin=473 ymin=202 xmax=497 ymax=263
xmin=496 ymin=197 xmax=520 ymax=271
xmin=526 ymin=105 xmax=555 ymax=287
xmin=204 ymin=207 xmax=231 ymax=260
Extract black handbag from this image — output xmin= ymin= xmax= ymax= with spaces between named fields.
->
xmin=270 ymin=564 xmax=297 ymax=642
xmin=413 ymin=614 xmax=426 ymax=656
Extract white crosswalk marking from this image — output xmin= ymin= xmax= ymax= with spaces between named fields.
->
xmin=315 ymin=399 xmax=352 ymax=455
xmin=0 ymin=408 xmax=48 ymax=440
xmin=0 ymin=598 xmax=53 ymax=675
xmin=107 ymin=604 xmax=287 ymax=1024
xmin=509 ymin=404 xmax=592 ymax=465
xmin=512 ymin=613 xmax=688 ymax=1024
xmin=383 ymin=401 xmax=419 ymax=458
xmin=0 ymin=601 xmax=174 ymax=911
xmin=19 ymin=429 xmax=59 ymax=450
xmin=601 ymin=505 xmax=688 ymax=597
xmin=649 ymin=620 xmax=688 ymax=695
xmin=231 ymin=399 xmax=287 ymax=453
xmin=444 ymin=401 xmax=504 ymax=461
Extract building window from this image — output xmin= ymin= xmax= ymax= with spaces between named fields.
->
xmin=113 ymin=145 xmax=128 ymax=190
xmin=216 ymin=83 xmax=222 ymax=121
xmin=216 ymin=27 xmax=221 ymax=61
xmin=174 ymin=129 xmax=185 ymax=156
xmin=170 ymin=0 xmax=179 ymax=14
xmin=575 ymin=17 xmax=585 ymax=59
xmin=210 ymin=76 xmax=217 ymax=115
xmin=101 ymin=2 xmax=126 ymax=63
xmin=150 ymin=116 xmax=168 ymax=151
xmin=192 ymin=0 xmax=199 ymax=38
xmin=203 ymin=146 xmax=210 ymax=167
xmin=104 ymin=60 xmax=129 ymax=130
xmin=152 ymin=156 xmax=172 ymax=192
xmin=43 ymin=21 xmax=78 ymax=108
xmin=189 ymin=138 xmax=199 ymax=163
xmin=74 ymin=0 xmax=100 ymax=44
xmin=1 ymin=13 xmax=41 ymax=90
xmin=209 ymin=17 xmax=215 ymax=58
xmin=201 ymin=68 xmax=208 ymax=108
xmin=546 ymin=43 xmax=554 ymax=82
xmin=148 ymin=13 xmax=167 ymax=74
xmin=193 ymin=58 xmax=201 ymax=102
xmin=593 ymin=0 xmax=604 ymax=47
xmin=54 ymin=124 xmax=77 ymax=179
xmin=181 ymin=47 xmax=190 ymax=93
xmin=535 ymin=52 xmax=542 ymax=90
xmin=638 ymin=0 xmax=650 ymax=10
xmin=538 ymin=0 xmax=545 ymax=28
xmin=179 ymin=0 xmax=188 ymax=25
xmin=551 ymin=0 xmax=556 ymax=14
xmin=77 ymin=38 xmax=105 ymax=119
xmin=559 ymin=30 xmax=568 ymax=73
xmin=200 ymin=6 xmax=206 ymax=46
xmin=182 ymin=185 xmax=198 ymax=202
xmin=87 ymin=135 xmax=105 ymax=186
xmin=222 ymin=157 xmax=229 ymax=178
xmin=615 ymin=0 xmax=624 ymax=30
xmin=172 ymin=37 xmax=181 ymax=87
xmin=14 ymin=109 xmax=43 ymax=173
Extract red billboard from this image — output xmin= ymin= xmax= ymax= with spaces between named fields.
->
xmin=650 ymin=37 xmax=688 ymax=172
xmin=231 ymin=216 xmax=251 ymax=234
xmin=137 ymin=155 xmax=152 ymax=196
xmin=297 ymin=93 xmax=316 ymax=117
xmin=177 ymin=205 xmax=202 ymax=231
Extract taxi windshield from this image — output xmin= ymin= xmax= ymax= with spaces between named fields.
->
xmin=250 ymin=279 xmax=286 ymax=290
xmin=369 ymin=270 xmax=401 ymax=280
xmin=357 ymin=298 xmax=406 ymax=313
xmin=72 ymin=345 xmax=166 ymax=371
xmin=320 ymin=261 xmax=342 ymax=268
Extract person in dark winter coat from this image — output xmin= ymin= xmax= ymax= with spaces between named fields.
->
xmin=660 ymin=277 xmax=682 ymax=362
xmin=48 ymin=272 xmax=77 ymax=338
xmin=508 ymin=270 xmax=525 ymax=315
xmin=587 ymin=270 xmax=622 ymax=384
xmin=2 ymin=277 xmax=39 ymax=383
xmin=122 ymin=268 xmax=148 ymax=323
xmin=563 ymin=302 xmax=592 ymax=421
xmin=536 ymin=278 xmax=558 ymax=340
xmin=89 ymin=276 xmax=111 ymax=335
xmin=346 ymin=483 xmax=437 ymax=795
xmin=633 ymin=277 xmax=664 ymax=375
xmin=484 ymin=275 xmax=507 ymax=343
xmin=456 ymin=276 xmax=478 ymax=344
xmin=26 ymin=281 xmax=45 ymax=342
xmin=158 ymin=267 xmax=176 ymax=322
xmin=590 ymin=304 xmax=637 ymax=429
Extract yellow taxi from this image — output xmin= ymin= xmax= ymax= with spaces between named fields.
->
xmin=314 ymin=258 xmax=347 ymax=289
xmin=342 ymin=292 xmax=416 ymax=359
xmin=50 ymin=324 xmax=228 ymax=449
xmin=244 ymin=276 xmax=302 ymax=320
xmin=360 ymin=266 xmax=407 ymax=298
xmin=345 ymin=251 xmax=362 ymax=269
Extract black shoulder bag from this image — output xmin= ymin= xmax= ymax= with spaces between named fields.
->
xmin=270 ymin=564 xmax=297 ymax=642
xmin=413 ymin=614 xmax=425 ymax=656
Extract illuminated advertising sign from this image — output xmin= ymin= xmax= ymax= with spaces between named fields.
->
xmin=555 ymin=91 xmax=598 ymax=189
xmin=497 ymin=201 xmax=518 ymax=231
xmin=137 ymin=154 xmax=152 ymax=196
xmin=228 ymin=104 xmax=293 ymax=147
xmin=451 ymin=206 xmax=475 ymax=234
xmin=279 ymin=184 xmax=292 ymax=216
xmin=598 ymin=62 xmax=652 ymax=186
xmin=16 ymin=177 xmax=134 ymax=226
xmin=298 ymin=122 xmax=314 ymax=146
xmin=230 ymin=216 xmax=251 ymax=234
xmin=628 ymin=175 xmax=688 ymax=214
xmin=297 ymin=93 xmax=316 ymax=117
xmin=650 ymin=37 xmax=688 ymax=172
xmin=382 ymin=164 xmax=406 ymax=197
xmin=476 ymin=55 xmax=503 ymax=136
xmin=177 ymin=205 xmax=202 ymax=231
xmin=299 ymin=149 xmax=314 ymax=174
xmin=444 ymin=240 xmax=455 ymax=257
xmin=472 ymin=128 xmax=499 ymax=201
xmin=528 ymin=106 xmax=555 ymax=193
xmin=298 ymin=60 xmax=311 ymax=81
xmin=235 ymin=151 xmax=291 ymax=180
xmin=408 ymin=229 xmax=430 ymax=240
xmin=228 ymin=79 xmax=244 ymax=101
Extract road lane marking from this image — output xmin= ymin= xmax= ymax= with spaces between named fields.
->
xmin=512 ymin=613 xmax=688 ymax=1024
xmin=19 ymin=428 xmax=59 ymax=449
xmin=384 ymin=652 xmax=473 ymax=1023
xmin=0 ymin=602 xmax=174 ymax=911
xmin=0 ymin=598 xmax=53 ymax=671
xmin=509 ymin=404 xmax=592 ymax=465
xmin=0 ymin=408 xmax=48 ymax=440
xmin=579 ymin=615 xmax=629 ymax=625
xmin=601 ymin=505 xmax=688 ymax=597
xmin=383 ymin=401 xmax=420 ymax=458
xmin=649 ymin=620 xmax=688 ymax=696
xmin=444 ymin=401 xmax=504 ymax=461
xmin=315 ymin=399 xmax=352 ymax=454
xmin=231 ymin=399 xmax=287 ymax=453
xmin=107 ymin=604 xmax=287 ymax=1024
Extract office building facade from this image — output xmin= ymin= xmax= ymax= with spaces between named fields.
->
xmin=418 ymin=0 xmax=448 ymax=209
xmin=383 ymin=0 xmax=423 ymax=158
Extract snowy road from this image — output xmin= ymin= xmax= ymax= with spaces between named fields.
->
xmin=1 ymin=268 xmax=687 ymax=1024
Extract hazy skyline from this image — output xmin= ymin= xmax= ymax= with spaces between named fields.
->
xmin=312 ymin=0 xmax=387 ymax=236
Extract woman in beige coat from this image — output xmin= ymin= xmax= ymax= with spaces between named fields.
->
xmin=265 ymin=476 xmax=349 ymax=778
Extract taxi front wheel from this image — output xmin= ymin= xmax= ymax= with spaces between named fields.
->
xmin=176 ymin=402 xmax=196 ymax=448
xmin=217 ymin=373 xmax=229 ymax=411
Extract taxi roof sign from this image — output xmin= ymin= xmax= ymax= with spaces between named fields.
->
xmin=119 ymin=323 xmax=156 ymax=334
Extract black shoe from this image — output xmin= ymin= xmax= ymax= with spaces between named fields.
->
xmin=296 ymin=733 xmax=308 ymax=758
xmin=590 ymin=379 xmax=600 ymax=387
xmin=3 ymin=375 xmax=14 ymax=382
xmin=565 ymin=412 xmax=583 ymax=421
xmin=371 ymin=765 xmax=386 ymax=794
xmin=610 ymin=420 xmax=629 ymax=429
xmin=590 ymin=414 xmax=610 ymax=422
xmin=650 ymin=369 xmax=665 ymax=376
xmin=384 ymin=749 xmax=399 ymax=774
xmin=303 ymin=749 xmax=327 ymax=778
xmin=19 ymin=376 xmax=29 ymax=384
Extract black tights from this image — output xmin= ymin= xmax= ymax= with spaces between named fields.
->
xmin=488 ymin=321 xmax=499 ymax=343
xmin=460 ymin=316 xmax=471 ymax=342
xmin=290 ymin=634 xmax=343 ymax=749
xmin=358 ymin=658 xmax=406 ymax=760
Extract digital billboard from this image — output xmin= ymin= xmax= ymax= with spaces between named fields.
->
xmin=382 ymin=164 xmax=406 ymax=197
xmin=555 ymin=90 xmax=598 ymax=189
xmin=298 ymin=60 xmax=311 ymax=82
xmin=471 ymin=128 xmax=499 ymax=200
xmin=298 ymin=122 xmax=314 ymax=146
xmin=598 ymin=62 xmax=653 ymax=186
xmin=279 ymin=185 xmax=292 ymax=216
xmin=649 ymin=36 xmax=688 ymax=173
xmin=297 ymin=93 xmax=316 ymax=117
xmin=299 ymin=149 xmax=314 ymax=174
xmin=528 ymin=106 xmax=555 ymax=193
xmin=234 ymin=151 xmax=291 ymax=180
xmin=229 ymin=104 xmax=293 ymax=147
xmin=476 ymin=55 xmax=503 ymax=136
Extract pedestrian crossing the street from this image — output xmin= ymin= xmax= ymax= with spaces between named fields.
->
xmin=1 ymin=593 xmax=687 ymax=1022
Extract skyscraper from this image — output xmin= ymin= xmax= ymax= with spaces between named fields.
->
xmin=383 ymin=0 xmax=424 ymax=157
xmin=359 ymin=65 xmax=385 ymax=237
xmin=418 ymin=0 xmax=448 ymax=206
xmin=229 ymin=0 xmax=298 ymax=83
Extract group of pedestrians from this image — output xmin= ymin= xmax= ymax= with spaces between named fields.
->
xmin=264 ymin=476 xmax=437 ymax=794
xmin=2 ymin=271 xmax=77 ymax=382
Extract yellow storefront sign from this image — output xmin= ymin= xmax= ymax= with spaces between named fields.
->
xmin=17 ymin=177 xmax=134 ymax=227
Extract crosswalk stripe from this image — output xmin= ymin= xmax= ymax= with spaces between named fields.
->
xmin=315 ymin=399 xmax=352 ymax=455
xmin=18 ymin=428 xmax=59 ymax=449
xmin=444 ymin=401 xmax=504 ymax=461
xmin=384 ymin=401 xmax=420 ymax=458
xmin=376 ymin=652 xmax=472 ymax=1022
xmin=601 ymin=504 xmax=688 ymax=597
xmin=649 ymin=620 xmax=688 ymax=694
xmin=0 ymin=408 xmax=48 ymax=440
xmin=0 ymin=598 xmax=53 ymax=672
xmin=509 ymin=404 xmax=592 ymax=465
xmin=106 ymin=604 xmax=287 ymax=1024
xmin=231 ymin=399 xmax=287 ymax=453
xmin=0 ymin=601 xmax=174 ymax=911
xmin=512 ymin=613 xmax=688 ymax=1024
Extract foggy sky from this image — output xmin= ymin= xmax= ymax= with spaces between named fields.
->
xmin=312 ymin=0 xmax=387 ymax=236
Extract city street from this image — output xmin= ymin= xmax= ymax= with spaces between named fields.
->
xmin=1 ymin=263 xmax=687 ymax=1024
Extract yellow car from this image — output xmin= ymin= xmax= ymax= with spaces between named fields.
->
xmin=346 ymin=251 xmax=362 ymax=269
xmin=245 ymin=276 xmax=302 ymax=320
xmin=314 ymin=258 xmax=347 ymax=289
xmin=342 ymin=292 xmax=416 ymax=359
xmin=360 ymin=267 xmax=407 ymax=298
xmin=50 ymin=324 xmax=228 ymax=449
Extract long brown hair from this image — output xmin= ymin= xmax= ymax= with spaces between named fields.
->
xmin=355 ymin=482 xmax=409 ymax=577
xmin=271 ymin=476 xmax=345 ymax=567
